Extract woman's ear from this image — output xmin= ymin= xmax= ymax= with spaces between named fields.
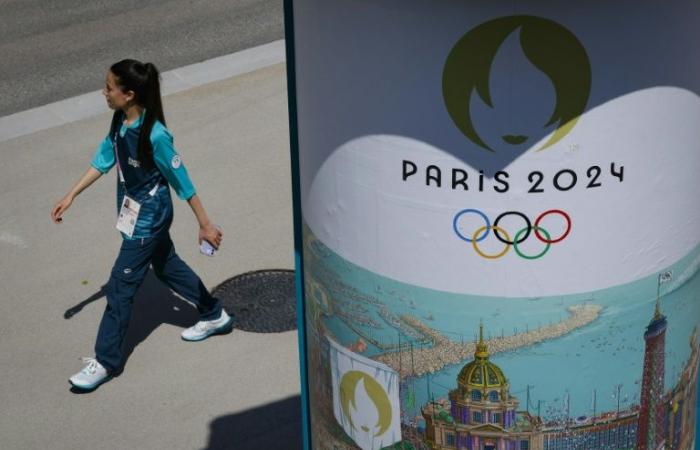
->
xmin=125 ymin=90 xmax=136 ymax=104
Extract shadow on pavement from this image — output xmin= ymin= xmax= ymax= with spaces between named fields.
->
xmin=64 ymin=268 xmax=201 ymax=373
xmin=202 ymin=395 xmax=302 ymax=450
xmin=64 ymin=285 xmax=109 ymax=319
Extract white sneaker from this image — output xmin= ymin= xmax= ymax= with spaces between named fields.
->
xmin=69 ymin=357 xmax=111 ymax=390
xmin=181 ymin=310 xmax=234 ymax=342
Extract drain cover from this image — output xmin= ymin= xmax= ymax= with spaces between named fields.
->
xmin=213 ymin=269 xmax=297 ymax=333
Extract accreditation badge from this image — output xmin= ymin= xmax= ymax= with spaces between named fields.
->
xmin=116 ymin=195 xmax=141 ymax=238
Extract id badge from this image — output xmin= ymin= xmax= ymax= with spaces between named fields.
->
xmin=116 ymin=195 xmax=141 ymax=238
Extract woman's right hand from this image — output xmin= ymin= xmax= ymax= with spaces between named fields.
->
xmin=51 ymin=195 xmax=74 ymax=223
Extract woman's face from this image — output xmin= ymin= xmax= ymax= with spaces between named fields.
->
xmin=102 ymin=71 xmax=134 ymax=110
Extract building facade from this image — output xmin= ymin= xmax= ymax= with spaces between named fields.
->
xmin=421 ymin=311 xmax=699 ymax=450
xmin=422 ymin=324 xmax=542 ymax=450
xmin=541 ymin=411 xmax=638 ymax=450
xmin=661 ymin=328 xmax=699 ymax=450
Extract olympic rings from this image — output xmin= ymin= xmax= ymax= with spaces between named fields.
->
xmin=453 ymin=209 xmax=490 ymax=243
xmin=453 ymin=208 xmax=571 ymax=259
xmin=513 ymin=226 xmax=551 ymax=260
xmin=535 ymin=209 xmax=571 ymax=243
xmin=472 ymin=225 xmax=511 ymax=259
xmin=494 ymin=211 xmax=531 ymax=244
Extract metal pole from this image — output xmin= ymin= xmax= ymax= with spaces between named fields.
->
xmin=399 ymin=332 xmax=402 ymax=376
xmin=410 ymin=341 xmax=415 ymax=375
xmin=593 ymin=389 xmax=597 ymax=419
xmin=526 ymin=385 xmax=531 ymax=414
xmin=427 ymin=372 xmax=431 ymax=407
xmin=283 ymin=2 xmax=311 ymax=448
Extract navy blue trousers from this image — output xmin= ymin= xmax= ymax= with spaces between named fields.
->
xmin=95 ymin=234 xmax=221 ymax=372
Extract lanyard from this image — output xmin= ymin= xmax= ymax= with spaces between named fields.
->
xmin=113 ymin=130 xmax=159 ymax=197
xmin=113 ymin=131 xmax=126 ymax=184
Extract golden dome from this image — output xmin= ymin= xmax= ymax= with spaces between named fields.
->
xmin=457 ymin=323 xmax=508 ymax=391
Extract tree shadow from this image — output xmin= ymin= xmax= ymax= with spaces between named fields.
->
xmin=64 ymin=268 xmax=200 ymax=375
xmin=202 ymin=395 xmax=302 ymax=450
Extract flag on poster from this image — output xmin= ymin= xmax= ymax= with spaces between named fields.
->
xmin=328 ymin=337 xmax=402 ymax=450
xmin=658 ymin=271 xmax=673 ymax=284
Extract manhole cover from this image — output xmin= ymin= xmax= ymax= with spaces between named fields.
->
xmin=213 ymin=269 xmax=297 ymax=333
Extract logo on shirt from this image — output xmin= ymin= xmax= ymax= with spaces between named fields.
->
xmin=171 ymin=155 xmax=182 ymax=169
xmin=128 ymin=156 xmax=141 ymax=168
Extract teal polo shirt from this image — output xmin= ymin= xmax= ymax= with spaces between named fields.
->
xmin=90 ymin=114 xmax=196 ymax=239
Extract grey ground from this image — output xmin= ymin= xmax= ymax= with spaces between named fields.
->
xmin=0 ymin=0 xmax=284 ymax=116
xmin=0 ymin=63 xmax=301 ymax=449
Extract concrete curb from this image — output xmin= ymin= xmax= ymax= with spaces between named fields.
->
xmin=0 ymin=39 xmax=286 ymax=143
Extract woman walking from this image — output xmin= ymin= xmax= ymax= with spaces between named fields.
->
xmin=51 ymin=59 xmax=233 ymax=391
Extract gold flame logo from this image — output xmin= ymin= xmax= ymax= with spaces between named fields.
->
xmin=443 ymin=15 xmax=591 ymax=152
xmin=339 ymin=371 xmax=392 ymax=437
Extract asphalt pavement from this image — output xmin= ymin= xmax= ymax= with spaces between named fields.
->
xmin=0 ymin=54 xmax=301 ymax=449
xmin=0 ymin=0 xmax=284 ymax=116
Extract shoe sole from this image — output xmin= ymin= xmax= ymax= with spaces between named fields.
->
xmin=69 ymin=375 xmax=113 ymax=391
xmin=181 ymin=317 xmax=234 ymax=342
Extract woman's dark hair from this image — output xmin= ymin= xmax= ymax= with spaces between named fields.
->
xmin=109 ymin=59 xmax=166 ymax=168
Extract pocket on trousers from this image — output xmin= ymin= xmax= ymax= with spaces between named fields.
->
xmin=110 ymin=238 xmax=155 ymax=283
xmin=110 ymin=264 xmax=147 ymax=283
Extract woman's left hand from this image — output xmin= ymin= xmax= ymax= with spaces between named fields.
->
xmin=199 ymin=223 xmax=223 ymax=249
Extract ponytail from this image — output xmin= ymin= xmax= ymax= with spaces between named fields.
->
xmin=109 ymin=59 xmax=166 ymax=169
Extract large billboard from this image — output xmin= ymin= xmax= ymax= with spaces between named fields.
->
xmin=288 ymin=1 xmax=700 ymax=449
